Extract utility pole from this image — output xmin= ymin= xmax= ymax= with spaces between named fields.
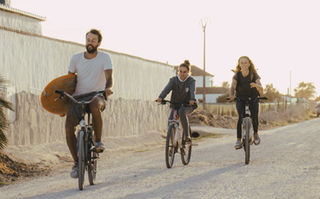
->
xmin=289 ymin=70 xmax=292 ymax=96
xmin=201 ymin=19 xmax=208 ymax=110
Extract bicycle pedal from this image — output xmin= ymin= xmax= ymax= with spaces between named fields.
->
xmin=95 ymin=148 xmax=104 ymax=153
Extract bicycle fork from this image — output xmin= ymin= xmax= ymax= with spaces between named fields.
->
xmin=242 ymin=105 xmax=253 ymax=145
xmin=168 ymin=120 xmax=181 ymax=149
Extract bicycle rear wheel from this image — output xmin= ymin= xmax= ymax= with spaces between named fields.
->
xmin=243 ymin=119 xmax=250 ymax=164
xmin=181 ymin=127 xmax=192 ymax=165
xmin=165 ymin=125 xmax=176 ymax=168
xmin=77 ymin=130 xmax=85 ymax=190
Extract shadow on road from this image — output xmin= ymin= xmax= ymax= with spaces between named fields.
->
xmin=118 ymin=162 xmax=242 ymax=199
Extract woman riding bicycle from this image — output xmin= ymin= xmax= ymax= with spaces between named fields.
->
xmin=156 ymin=60 xmax=197 ymax=142
xmin=229 ymin=56 xmax=263 ymax=149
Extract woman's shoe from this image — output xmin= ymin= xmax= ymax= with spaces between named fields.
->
xmin=234 ymin=140 xmax=242 ymax=150
xmin=253 ymin=132 xmax=260 ymax=145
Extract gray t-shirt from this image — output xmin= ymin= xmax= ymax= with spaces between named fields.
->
xmin=69 ymin=51 xmax=112 ymax=95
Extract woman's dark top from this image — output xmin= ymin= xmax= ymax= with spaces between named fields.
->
xmin=159 ymin=76 xmax=196 ymax=104
xmin=234 ymin=71 xmax=260 ymax=100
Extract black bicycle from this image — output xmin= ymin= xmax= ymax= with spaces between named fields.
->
xmin=228 ymin=96 xmax=267 ymax=164
xmin=56 ymin=90 xmax=105 ymax=190
xmin=159 ymin=100 xmax=194 ymax=168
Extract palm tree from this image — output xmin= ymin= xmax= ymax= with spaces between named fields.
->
xmin=0 ymin=76 xmax=13 ymax=150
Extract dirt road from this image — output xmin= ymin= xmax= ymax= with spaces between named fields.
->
xmin=1 ymin=119 xmax=320 ymax=199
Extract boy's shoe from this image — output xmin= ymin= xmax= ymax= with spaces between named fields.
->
xmin=70 ymin=162 xmax=78 ymax=178
xmin=254 ymin=133 xmax=260 ymax=145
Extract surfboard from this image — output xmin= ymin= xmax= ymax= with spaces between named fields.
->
xmin=41 ymin=74 xmax=76 ymax=116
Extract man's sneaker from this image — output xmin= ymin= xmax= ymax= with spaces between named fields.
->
xmin=234 ymin=140 xmax=242 ymax=150
xmin=70 ymin=162 xmax=78 ymax=178
xmin=254 ymin=132 xmax=261 ymax=145
xmin=95 ymin=141 xmax=105 ymax=152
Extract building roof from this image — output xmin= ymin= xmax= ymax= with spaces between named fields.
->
xmin=196 ymin=87 xmax=229 ymax=94
xmin=174 ymin=65 xmax=214 ymax=77
xmin=191 ymin=65 xmax=214 ymax=77
xmin=0 ymin=4 xmax=45 ymax=21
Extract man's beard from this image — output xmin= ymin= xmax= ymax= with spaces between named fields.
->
xmin=86 ymin=44 xmax=98 ymax=54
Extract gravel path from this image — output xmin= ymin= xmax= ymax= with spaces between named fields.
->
xmin=1 ymin=119 xmax=320 ymax=199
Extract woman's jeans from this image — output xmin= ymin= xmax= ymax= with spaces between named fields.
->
xmin=169 ymin=106 xmax=194 ymax=138
xmin=236 ymin=99 xmax=259 ymax=139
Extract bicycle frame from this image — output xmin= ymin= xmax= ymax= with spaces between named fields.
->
xmin=227 ymin=96 xmax=267 ymax=164
xmin=55 ymin=90 xmax=104 ymax=189
xmin=160 ymin=99 xmax=195 ymax=168
xmin=78 ymin=105 xmax=94 ymax=161
xmin=240 ymin=97 xmax=267 ymax=143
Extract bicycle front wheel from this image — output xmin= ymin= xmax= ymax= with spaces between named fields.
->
xmin=77 ymin=130 xmax=85 ymax=190
xmin=165 ymin=125 xmax=176 ymax=168
xmin=181 ymin=127 xmax=192 ymax=165
xmin=88 ymin=150 xmax=98 ymax=185
xmin=243 ymin=119 xmax=250 ymax=164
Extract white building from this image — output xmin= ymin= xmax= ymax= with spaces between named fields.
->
xmin=190 ymin=65 xmax=214 ymax=88
xmin=1 ymin=1 xmax=175 ymax=145
xmin=175 ymin=65 xmax=228 ymax=103
xmin=0 ymin=0 xmax=45 ymax=34
xmin=196 ymin=87 xmax=229 ymax=103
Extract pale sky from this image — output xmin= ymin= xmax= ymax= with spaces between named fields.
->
xmin=11 ymin=0 xmax=320 ymax=96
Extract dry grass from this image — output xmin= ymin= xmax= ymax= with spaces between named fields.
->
xmin=190 ymin=104 xmax=313 ymax=130
xmin=0 ymin=152 xmax=51 ymax=187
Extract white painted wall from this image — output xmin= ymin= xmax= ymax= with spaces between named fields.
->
xmin=1 ymin=28 xmax=175 ymax=145
xmin=0 ymin=8 xmax=42 ymax=34
xmin=1 ymin=29 xmax=174 ymax=100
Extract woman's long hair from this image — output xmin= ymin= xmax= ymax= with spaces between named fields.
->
xmin=234 ymin=56 xmax=258 ymax=80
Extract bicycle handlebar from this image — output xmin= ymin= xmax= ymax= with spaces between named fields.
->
xmin=226 ymin=96 xmax=268 ymax=101
xmin=55 ymin=90 xmax=105 ymax=105
xmin=156 ymin=99 xmax=197 ymax=108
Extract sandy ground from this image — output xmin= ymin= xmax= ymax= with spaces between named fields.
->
xmin=1 ymin=118 xmax=320 ymax=199
xmin=0 ymin=131 xmax=165 ymax=187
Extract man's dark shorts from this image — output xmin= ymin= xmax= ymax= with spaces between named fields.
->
xmin=66 ymin=91 xmax=106 ymax=123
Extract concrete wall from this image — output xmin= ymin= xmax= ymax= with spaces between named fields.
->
xmin=1 ymin=27 xmax=175 ymax=145
xmin=6 ymin=91 xmax=169 ymax=145
xmin=0 ymin=6 xmax=42 ymax=34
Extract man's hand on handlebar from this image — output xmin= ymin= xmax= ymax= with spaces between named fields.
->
xmin=189 ymin=100 xmax=195 ymax=106
xmin=105 ymin=88 xmax=113 ymax=99
xmin=156 ymin=98 xmax=162 ymax=103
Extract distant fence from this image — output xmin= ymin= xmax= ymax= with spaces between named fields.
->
xmin=198 ymin=102 xmax=310 ymax=117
